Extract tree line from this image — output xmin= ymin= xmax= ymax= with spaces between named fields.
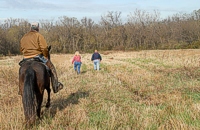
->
xmin=0 ymin=9 xmax=200 ymax=55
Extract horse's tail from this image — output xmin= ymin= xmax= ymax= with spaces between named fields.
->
xmin=22 ymin=66 xmax=37 ymax=125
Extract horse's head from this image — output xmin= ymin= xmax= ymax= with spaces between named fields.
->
xmin=48 ymin=45 xmax=51 ymax=52
xmin=48 ymin=45 xmax=51 ymax=60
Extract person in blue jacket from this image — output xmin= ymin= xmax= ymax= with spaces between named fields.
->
xmin=91 ymin=49 xmax=102 ymax=70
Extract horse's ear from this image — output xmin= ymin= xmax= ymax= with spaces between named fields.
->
xmin=48 ymin=45 xmax=51 ymax=51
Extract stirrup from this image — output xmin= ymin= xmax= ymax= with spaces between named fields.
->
xmin=57 ymin=82 xmax=63 ymax=90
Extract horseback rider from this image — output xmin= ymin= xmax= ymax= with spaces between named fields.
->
xmin=19 ymin=22 xmax=63 ymax=95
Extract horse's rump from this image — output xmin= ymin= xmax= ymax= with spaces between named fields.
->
xmin=19 ymin=60 xmax=50 ymax=92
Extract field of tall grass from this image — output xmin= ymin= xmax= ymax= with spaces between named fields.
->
xmin=0 ymin=49 xmax=200 ymax=129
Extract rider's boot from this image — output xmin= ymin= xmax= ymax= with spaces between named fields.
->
xmin=46 ymin=60 xmax=63 ymax=93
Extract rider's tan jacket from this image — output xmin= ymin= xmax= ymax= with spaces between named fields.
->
xmin=20 ymin=30 xmax=48 ymax=59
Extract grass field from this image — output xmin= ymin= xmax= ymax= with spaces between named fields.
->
xmin=1 ymin=49 xmax=200 ymax=129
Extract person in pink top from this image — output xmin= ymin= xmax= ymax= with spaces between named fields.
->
xmin=72 ymin=51 xmax=82 ymax=74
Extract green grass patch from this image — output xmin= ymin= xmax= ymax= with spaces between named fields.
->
xmin=183 ymin=89 xmax=200 ymax=103
xmin=89 ymin=110 xmax=110 ymax=128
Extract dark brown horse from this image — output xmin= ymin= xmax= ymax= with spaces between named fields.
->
xmin=19 ymin=46 xmax=51 ymax=126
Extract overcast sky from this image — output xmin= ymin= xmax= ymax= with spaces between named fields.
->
xmin=0 ymin=0 xmax=199 ymax=23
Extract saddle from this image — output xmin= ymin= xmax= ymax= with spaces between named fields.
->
xmin=19 ymin=57 xmax=51 ymax=77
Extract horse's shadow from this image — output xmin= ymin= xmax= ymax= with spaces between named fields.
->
xmin=81 ymin=70 xmax=87 ymax=74
xmin=41 ymin=90 xmax=89 ymax=119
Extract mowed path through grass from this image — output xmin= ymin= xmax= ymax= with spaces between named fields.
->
xmin=1 ymin=49 xmax=200 ymax=129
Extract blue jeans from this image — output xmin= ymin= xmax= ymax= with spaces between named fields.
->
xmin=74 ymin=61 xmax=81 ymax=74
xmin=34 ymin=54 xmax=48 ymax=63
xmin=93 ymin=59 xmax=100 ymax=70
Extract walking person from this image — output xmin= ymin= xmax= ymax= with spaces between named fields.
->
xmin=72 ymin=51 xmax=82 ymax=74
xmin=19 ymin=22 xmax=63 ymax=95
xmin=91 ymin=49 xmax=102 ymax=71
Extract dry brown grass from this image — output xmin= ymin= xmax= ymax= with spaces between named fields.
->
xmin=1 ymin=49 xmax=200 ymax=129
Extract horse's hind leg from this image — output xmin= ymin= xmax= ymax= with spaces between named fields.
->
xmin=37 ymin=98 xmax=43 ymax=119
xmin=45 ymin=86 xmax=51 ymax=108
